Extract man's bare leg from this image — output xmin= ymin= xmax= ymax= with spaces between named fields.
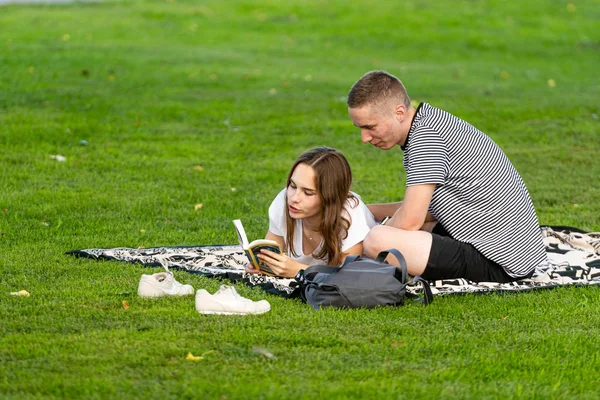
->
xmin=363 ymin=225 xmax=432 ymax=276
xmin=420 ymin=221 xmax=437 ymax=233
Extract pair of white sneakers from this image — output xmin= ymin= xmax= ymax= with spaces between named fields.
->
xmin=137 ymin=267 xmax=270 ymax=315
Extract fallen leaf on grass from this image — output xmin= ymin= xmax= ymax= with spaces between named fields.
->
xmin=391 ymin=341 xmax=405 ymax=347
xmin=193 ymin=165 xmax=204 ymax=171
xmin=186 ymin=352 xmax=202 ymax=361
xmin=194 ymin=203 xmax=203 ymax=211
xmin=547 ymin=79 xmax=556 ymax=88
xmin=186 ymin=350 xmax=214 ymax=361
xmin=10 ymin=290 xmax=30 ymax=297
xmin=252 ymin=346 xmax=276 ymax=359
xmin=122 ymin=301 xmax=130 ymax=309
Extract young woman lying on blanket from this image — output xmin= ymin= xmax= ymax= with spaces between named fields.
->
xmin=246 ymin=147 xmax=377 ymax=278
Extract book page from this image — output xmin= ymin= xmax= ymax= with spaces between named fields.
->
xmin=232 ymin=219 xmax=249 ymax=248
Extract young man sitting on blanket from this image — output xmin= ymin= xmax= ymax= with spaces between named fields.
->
xmin=347 ymin=70 xmax=548 ymax=283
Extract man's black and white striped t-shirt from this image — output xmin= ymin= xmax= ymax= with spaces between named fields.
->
xmin=403 ymin=103 xmax=547 ymax=277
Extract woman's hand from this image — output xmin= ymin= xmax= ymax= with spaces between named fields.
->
xmin=256 ymin=249 xmax=307 ymax=278
xmin=244 ymin=264 xmax=262 ymax=275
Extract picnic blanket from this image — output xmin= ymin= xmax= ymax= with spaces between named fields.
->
xmin=67 ymin=226 xmax=600 ymax=298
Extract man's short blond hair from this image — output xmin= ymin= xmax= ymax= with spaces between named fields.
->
xmin=347 ymin=70 xmax=411 ymax=112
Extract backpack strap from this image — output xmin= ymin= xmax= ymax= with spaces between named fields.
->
xmin=376 ymin=249 xmax=433 ymax=305
xmin=371 ymin=249 xmax=409 ymax=284
xmin=341 ymin=254 xmax=360 ymax=266
xmin=375 ymin=249 xmax=408 ymax=282
xmin=411 ymin=276 xmax=434 ymax=305
xmin=375 ymin=248 xmax=406 ymax=267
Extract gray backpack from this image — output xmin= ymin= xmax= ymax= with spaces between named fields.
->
xmin=295 ymin=249 xmax=433 ymax=310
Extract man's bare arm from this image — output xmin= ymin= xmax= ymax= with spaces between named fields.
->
xmin=388 ymin=184 xmax=436 ymax=230
xmin=367 ymin=202 xmax=402 ymax=222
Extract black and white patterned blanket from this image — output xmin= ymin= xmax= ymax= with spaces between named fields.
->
xmin=67 ymin=226 xmax=600 ymax=298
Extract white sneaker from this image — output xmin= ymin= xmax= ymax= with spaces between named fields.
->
xmin=195 ymin=285 xmax=270 ymax=315
xmin=137 ymin=272 xmax=194 ymax=298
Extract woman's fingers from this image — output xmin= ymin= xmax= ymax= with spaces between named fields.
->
xmin=244 ymin=264 xmax=261 ymax=274
xmin=258 ymin=249 xmax=284 ymax=263
xmin=260 ymin=249 xmax=282 ymax=259
xmin=257 ymin=251 xmax=285 ymax=272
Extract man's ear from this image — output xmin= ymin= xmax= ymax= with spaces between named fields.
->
xmin=394 ymin=104 xmax=406 ymax=121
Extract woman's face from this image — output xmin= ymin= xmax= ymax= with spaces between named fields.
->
xmin=287 ymin=163 xmax=321 ymax=220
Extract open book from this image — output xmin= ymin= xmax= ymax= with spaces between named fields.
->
xmin=232 ymin=219 xmax=282 ymax=276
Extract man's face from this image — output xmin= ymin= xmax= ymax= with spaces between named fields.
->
xmin=348 ymin=104 xmax=404 ymax=150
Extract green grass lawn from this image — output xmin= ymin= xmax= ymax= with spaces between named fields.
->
xmin=1 ymin=0 xmax=599 ymax=398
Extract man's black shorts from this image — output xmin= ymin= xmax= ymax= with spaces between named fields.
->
xmin=420 ymin=224 xmax=532 ymax=283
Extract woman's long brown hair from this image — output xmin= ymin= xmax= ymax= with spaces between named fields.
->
xmin=285 ymin=147 xmax=357 ymax=266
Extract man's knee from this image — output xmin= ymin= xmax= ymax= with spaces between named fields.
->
xmin=363 ymin=225 xmax=387 ymax=257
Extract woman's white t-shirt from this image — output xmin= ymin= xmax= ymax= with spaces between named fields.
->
xmin=268 ymin=189 xmax=376 ymax=266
